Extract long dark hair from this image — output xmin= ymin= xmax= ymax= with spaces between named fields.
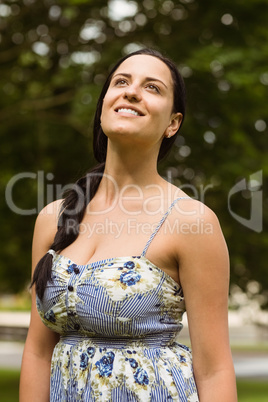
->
xmin=32 ymin=48 xmax=186 ymax=299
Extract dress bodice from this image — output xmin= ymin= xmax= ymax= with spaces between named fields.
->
xmin=37 ymin=252 xmax=185 ymax=346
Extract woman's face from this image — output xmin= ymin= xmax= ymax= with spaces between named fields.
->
xmin=100 ymin=55 xmax=182 ymax=150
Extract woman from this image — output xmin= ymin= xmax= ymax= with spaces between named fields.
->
xmin=20 ymin=48 xmax=237 ymax=401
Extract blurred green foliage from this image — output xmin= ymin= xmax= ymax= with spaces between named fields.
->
xmin=0 ymin=0 xmax=267 ymax=306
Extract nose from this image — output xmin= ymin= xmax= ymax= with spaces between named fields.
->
xmin=123 ymin=84 xmax=141 ymax=102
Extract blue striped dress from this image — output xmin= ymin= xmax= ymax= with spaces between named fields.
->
xmin=36 ymin=197 xmax=199 ymax=401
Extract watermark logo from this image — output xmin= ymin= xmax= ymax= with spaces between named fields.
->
xmin=4 ymin=169 xmax=264 ymax=233
xmin=228 ymin=170 xmax=263 ymax=233
xmin=4 ymin=170 xmax=211 ymax=217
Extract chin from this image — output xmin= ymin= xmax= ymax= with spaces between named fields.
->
xmin=107 ymin=127 xmax=138 ymax=137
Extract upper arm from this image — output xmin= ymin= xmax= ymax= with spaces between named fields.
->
xmin=177 ymin=203 xmax=231 ymax=377
xmin=26 ymin=199 xmax=63 ymax=358
xmin=32 ymin=199 xmax=63 ymax=268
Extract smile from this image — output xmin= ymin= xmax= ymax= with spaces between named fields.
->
xmin=116 ymin=108 xmax=141 ymax=116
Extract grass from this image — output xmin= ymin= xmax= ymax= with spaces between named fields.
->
xmin=1 ymin=369 xmax=268 ymax=401
xmin=237 ymin=380 xmax=268 ymax=402
xmin=0 ymin=370 xmax=20 ymax=402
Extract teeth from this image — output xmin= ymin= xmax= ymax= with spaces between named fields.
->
xmin=117 ymin=108 xmax=139 ymax=116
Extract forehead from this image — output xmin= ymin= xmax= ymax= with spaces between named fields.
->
xmin=113 ymin=54 xmax=173 ymax=86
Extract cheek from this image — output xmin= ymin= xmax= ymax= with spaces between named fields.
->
xmin=153 ymin=105 xmax=172 ymax=126
xmin=100 ymin=98 xmax=110 ymax=121
xmin=101 ymin=92 xmax=115 ymax=115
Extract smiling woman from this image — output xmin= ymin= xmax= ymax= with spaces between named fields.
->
xmin=100 ymin=54 xmax=182 ymax=151
xmin=20 ymin=48 xmax=237 ymax=401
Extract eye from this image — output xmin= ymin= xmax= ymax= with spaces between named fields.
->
xmin=114 ymin=78 xmax=128 ymax=86
xmin=146 ymin=83 xmax=160 ymax=93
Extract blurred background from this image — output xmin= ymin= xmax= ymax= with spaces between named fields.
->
xmin=0 ymin=0 xmax=267 ymax=400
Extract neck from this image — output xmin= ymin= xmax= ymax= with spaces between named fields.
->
xmin=97 ymin=140 xmax=165 ymax=202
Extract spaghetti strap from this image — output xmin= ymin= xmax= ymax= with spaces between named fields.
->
xmin=141 ymin=196 xmax=190 ymax=257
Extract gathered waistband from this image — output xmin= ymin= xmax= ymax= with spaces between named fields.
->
xmin=59 ymin=331 xmax=179 ymax=349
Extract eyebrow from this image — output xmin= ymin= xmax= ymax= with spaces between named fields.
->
xmin=112 ymin=73 xmax=168 ymax=89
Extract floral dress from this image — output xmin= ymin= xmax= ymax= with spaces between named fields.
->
xmin=36 ymin=197 xmax=199 ymax=401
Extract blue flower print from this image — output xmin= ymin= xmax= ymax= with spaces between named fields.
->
xmin=44 ymin=309 xmax=56 ymax=323
xmin=120 ymin=271 xmax=141 ymax=286
xmin=80 ymin=352 xmax=89 ymax=370
xmin=179 ymin=354 xmax=187 ymax=363
xmin=179 ymin=344 xmax=190 ymax=352
xmin=95 ymin=351 xmax=115 ymax=377
xmin=67 ymin=264 xmax=76 ymax=274
xmin=134 ymin=367 xmax=149 ymax=385
xmin=87 ymin=347 xmax=95 ymax=358
xmin=124 ymin=261 xmax=135 ymax=269
xmin=129 ymin=358 xmax=138 ymax=369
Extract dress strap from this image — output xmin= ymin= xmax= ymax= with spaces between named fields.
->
xmin=141 ymin=197 xmax=189 ymax=257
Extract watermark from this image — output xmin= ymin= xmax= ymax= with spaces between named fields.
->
xmin=228 ymin=170 xmax=263 ymax=233
xmin=67 ymin=217 xmax=214 ymax=239
xmin=5 ymin=169 xmax=263 ymax=232
xmin=4 ymin=170 xmax=212 ymax=217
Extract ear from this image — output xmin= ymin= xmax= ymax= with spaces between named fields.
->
xmin=164 ymin=113 xmax=183 ymax=138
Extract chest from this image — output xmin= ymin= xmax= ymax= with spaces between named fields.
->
xmin=60 ymin=210 xmax=181 ymax=283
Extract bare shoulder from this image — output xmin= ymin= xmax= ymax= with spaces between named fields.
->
xmin=171 ymin=197 xmax=228 ymax=258
xmin=38 ymin=198 xmax=64 ymax=217
xmin=32 ymin=199 xmax=63 ymax=267
xmin=35 ymin=199 xmax=63 ymax=233
xmin=172 ymin=197 xmax=220 ymax=224
xmin=166 ymin=184 xmax=220 ymax=228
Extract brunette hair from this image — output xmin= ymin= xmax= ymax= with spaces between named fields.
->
xmin=32 ymin=48 xmax=186 ymax=299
